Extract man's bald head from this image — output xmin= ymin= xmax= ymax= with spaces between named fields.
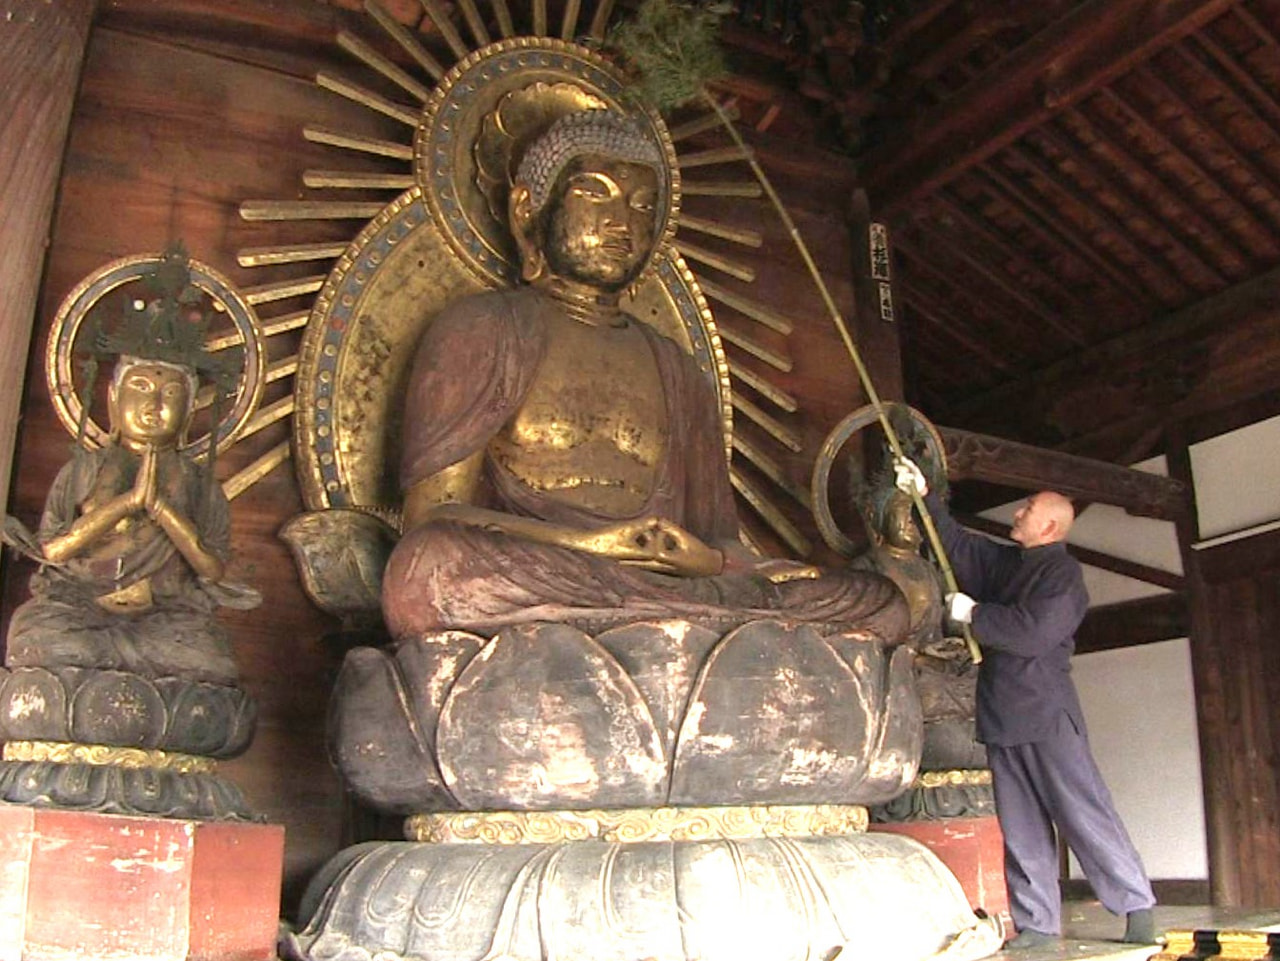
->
xmin=1010 ymin=491 xmax=1075 ymax=548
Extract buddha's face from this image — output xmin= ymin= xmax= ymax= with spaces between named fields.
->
xmin=110 ymin=360 xmax=193 ymax=450
xmin=542 ymin=154 xmax=660 ymax=291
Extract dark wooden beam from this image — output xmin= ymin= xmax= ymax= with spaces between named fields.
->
xmin=954 ymin=512 xmax=1186 ymax=591
xmin=1165 ymin=422 xmax=1237 ymax=907
xmin=1075 ymin=592 xmax=1188 ymax=654
xmin=858 ymin=0 xmax=1239 ymax=217
xmin=940 ymin=426 xmax=1190 ymax=521
xmin=942 ymin=263 xmax=1280 ymax=455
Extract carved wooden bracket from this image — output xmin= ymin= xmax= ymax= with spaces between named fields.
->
xmin=938 ymin=425 xmax=1189 ymax=520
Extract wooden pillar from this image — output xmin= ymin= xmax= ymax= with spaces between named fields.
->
xmin=848 ymin=189 xmax=904 ymax=403
xmin=1164 ymin=423 xmax=1236 ymax=906
xmin=0 ymin=0 xmax=96 ymax=516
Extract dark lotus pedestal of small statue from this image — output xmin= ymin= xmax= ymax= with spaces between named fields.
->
xmin=283 ymin=88 xmax=1002 ymax=961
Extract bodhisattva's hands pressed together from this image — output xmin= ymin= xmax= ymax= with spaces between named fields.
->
xmin=39 ymin=451 xmax=159 ymax=565
xmin=133 ymin=444 xmax=160 ymax=516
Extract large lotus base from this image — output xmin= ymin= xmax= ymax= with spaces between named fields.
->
xmin=286 ymin=824 xmax=1003 ymax=961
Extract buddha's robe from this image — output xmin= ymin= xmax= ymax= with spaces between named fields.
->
xmin=382 ymin=288 xmax=907 ymax=640
xmin=7 ymin=447 xmax=256 ymax=684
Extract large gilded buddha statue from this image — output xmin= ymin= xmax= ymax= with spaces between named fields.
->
xmin=382 ymin=110 xmax=906 ymax=641
xmin=286 ymin=39 xmax=1000 ymax=961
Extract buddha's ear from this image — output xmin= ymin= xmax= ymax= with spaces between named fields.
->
xmin=508 ymin=184 xmax=544 ymax=283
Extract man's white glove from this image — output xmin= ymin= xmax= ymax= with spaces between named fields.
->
xmin=945 ymin=591 xmax=976 ymax=625
xmin=893 ymin=456 xmax=928 ymax=496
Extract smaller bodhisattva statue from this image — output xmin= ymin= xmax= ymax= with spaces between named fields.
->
xmin=0 ymin=249 xmax=260 ymax=819
xmin=383 ymin=109 xmax=906 ymax=639
xmin=854 ymin=472 xmax=990 ymax=814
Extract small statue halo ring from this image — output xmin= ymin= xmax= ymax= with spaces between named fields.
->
xmin=810 ymin=402 xmax=946 ymax=557
xmin=47 ymin=253 xmax=267 ymax=456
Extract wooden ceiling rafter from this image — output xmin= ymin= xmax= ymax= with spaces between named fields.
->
xmin=893 ymin=274 xmax=1018 ymax=379
xmin=966 ymin=163 xmax=1155 ymax=310
xmin=1095 ymin=72 xmax=1270 ymax=265
xmin=878 ymin=0 xmax=960 ymax=57
xmin=891 ymin=234 xmax=1040 ymax=361
xmin=1158 ymin=44 xmax=1280 ymax=242
xmin=999 ymin=135 xmax=1194 ymax=303
xmin=857 ymin=0 xmax=1242 ymax=217
xmin=908 ymin=206 xmax=1087 ymax=349
xmin=1050 ymin=101 xmax=1241 ymax=288
xmin=919 ymin=192 xmax=1090 ymax=346
xmin=1191 ymin=20 xmax=1280 ymax=132
xmin=1234 ymin=3 xmax=1280 ymax=45
xmin=892 ymin=311 xmax=965 ymax=374
xmin=929 ymin=189 xmax=1096 ymax=316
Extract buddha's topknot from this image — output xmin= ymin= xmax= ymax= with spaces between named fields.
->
xmin=516 ymin=110 xmax=665 ymax=217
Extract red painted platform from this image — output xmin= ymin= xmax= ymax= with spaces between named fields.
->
xmin=0 ymin=805 xmax=283 ymax=961
xmin=870 ymin=815 xmax=1011 ymax=931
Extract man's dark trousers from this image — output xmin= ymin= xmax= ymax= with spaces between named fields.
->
xmin=989 ymin=713 xmax=1156 ymax=936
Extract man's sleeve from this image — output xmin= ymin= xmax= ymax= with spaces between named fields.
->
xmin=923 ymin=490 xmax=1012 ymax=600
xmin=970 ymin=558 xmax=1088 ymax=656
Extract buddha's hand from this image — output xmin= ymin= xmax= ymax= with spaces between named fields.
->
xmin=751 ymin=559 xmax=822 ymax=583
xmin=719 ymin=541 xmax=821 ymax=583
xmin=579 ymin=517 xmax=724 ymax=577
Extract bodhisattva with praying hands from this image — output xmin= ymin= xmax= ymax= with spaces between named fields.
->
xmin=381 ymin=109 xmax=906 ymax=640
xmin=4 ymin=260 xmax=259 ymax=686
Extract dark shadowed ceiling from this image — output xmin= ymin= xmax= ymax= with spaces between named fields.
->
xmin=720 ymin=0 xmax=1280 ymax=468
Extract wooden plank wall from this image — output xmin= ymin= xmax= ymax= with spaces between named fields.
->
xmin=0 ymin=0 xmax=95 ymax=519
xmin=0 ymin=0 xmax=877 ymax=917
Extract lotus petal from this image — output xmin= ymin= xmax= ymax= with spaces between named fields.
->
xmin=437 ymin=622 xmax=666 ymax=809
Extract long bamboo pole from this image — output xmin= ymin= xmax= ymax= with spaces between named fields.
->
xmin=702 ymin=92 xmax=982 ymax=663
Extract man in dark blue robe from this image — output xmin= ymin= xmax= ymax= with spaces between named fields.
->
xmin=896 ymin=460 xmax=1156 ymax=950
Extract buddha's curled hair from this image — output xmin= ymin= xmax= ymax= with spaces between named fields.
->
xmin=515 ymin=110 xmax=665 ymax=218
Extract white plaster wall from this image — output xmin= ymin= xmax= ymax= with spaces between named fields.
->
xmin=1066 ymin=639 xmax=1207 ymax=880
xmin=1190 ymin=414 xmax=1280 ymax=540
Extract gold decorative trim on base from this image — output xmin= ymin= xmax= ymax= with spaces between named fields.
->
xmin=912 ymin=769 xmax=991 ymax=789
xmin=405 ymin=803 xmax=869 ymax=845
xmin=2 ymin=740 xmax=217 ymax=774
